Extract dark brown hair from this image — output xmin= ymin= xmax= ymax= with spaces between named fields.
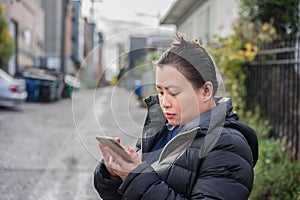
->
xmin=156 ymin=35 xmax=218 ymax=96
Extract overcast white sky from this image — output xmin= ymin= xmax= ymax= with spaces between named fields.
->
xmin=82 ymin=0 xmax=175 ymax=33
xmin=81 ymin=0 xmax=176 ymax=79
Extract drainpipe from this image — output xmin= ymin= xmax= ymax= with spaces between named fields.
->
xmin=60 ymin=0 xmax=67 ymax=77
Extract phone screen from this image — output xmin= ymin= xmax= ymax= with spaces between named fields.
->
xmin=96 ymin=136 xmax=133 ymax=163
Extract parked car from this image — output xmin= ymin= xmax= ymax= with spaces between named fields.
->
xmin=0 ymin=69 xmax=27 ymax=107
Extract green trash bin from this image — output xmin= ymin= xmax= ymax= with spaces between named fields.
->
xmin=63 ymin=75 xmax=80 ymax=98
xmin=64 ymin=85 xmax=73 ymax=98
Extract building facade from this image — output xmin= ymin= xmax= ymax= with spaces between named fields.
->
xmin=161 ymin=0 xmax=239 ymax=44
xmin=72 ymin=1 xmax=84 ymax=66
xmin=0 ymin=0 xmax=45 ymax=75
xmin=41 ymin=0 xmax=74 ymax=74
xmin=40 ymin=0 xmax=91 ymax=76
xmin=80 ymin=18 xmax=105 ymax=88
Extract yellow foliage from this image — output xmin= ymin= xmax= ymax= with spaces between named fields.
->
xmin=110 ymin=77 xmax=118 ymax=85
xmin=208 ymin=19 xmax=278 ymax=117
xmin=262 ymin=23 xmax=269 ymax=32
xmin=0 ymin=5 xmax=14 ymax=64
xmin=1 ymin=29 xmax=11 ymax=44
xmin=245 ymin=43 xmax=252 ymax=51
xmin=0 ymin=4 xmax=6 ymax=11
xmin=244 ymin=51 xmax=255 ymax=61
xmin=253 ymin=45 xmax=258 ymax=52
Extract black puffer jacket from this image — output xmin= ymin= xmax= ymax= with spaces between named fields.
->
xmin=94 ymin=96 xmax=258 ymax=200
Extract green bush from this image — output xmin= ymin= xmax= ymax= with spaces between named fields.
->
xmin=243 ymin=109 xmax=272 ymax=139
xmin=207 ymin=2 xmax=300 ymax=200
xmin=250 ymin=139 xmax=300 ymax=200
xmin=239 ymin=0 xmax=300 ymax=37
xmin=0 ymin=7 xmax=14 ymax=66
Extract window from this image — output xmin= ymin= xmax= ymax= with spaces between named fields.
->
xmin=23 ymin=29 xmax=32 ymax=51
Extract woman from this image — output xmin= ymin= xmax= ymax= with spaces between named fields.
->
xmin=94 ymin=36 xmax=258 ymax=199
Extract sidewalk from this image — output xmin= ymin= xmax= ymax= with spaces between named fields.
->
xmin=0 ymin=85 xmax=147 ymax=200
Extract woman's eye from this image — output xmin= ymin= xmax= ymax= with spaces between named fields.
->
xmin=169 ymin=90 xmax=180 ymax=96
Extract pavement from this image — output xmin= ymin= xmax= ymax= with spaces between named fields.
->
xmin=0 ymin=86 xmax=147 ymax=200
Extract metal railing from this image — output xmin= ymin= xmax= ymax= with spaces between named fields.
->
xmin=246 ymin=36 xmax=300 ymax=161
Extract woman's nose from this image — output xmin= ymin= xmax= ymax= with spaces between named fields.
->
xmin=161 ymin=95 xmax=171 ymax=108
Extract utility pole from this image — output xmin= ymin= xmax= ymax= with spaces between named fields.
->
xmin=60 ymin=0 xmax=67 ymax=76
xmin=90 ymin=0 xmax=103 ymax=23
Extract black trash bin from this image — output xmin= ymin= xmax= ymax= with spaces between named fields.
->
xmin=39 ymin=79 xmax=57 ymax=102
xmin=22 ymin=67 xmax=61 ymax=102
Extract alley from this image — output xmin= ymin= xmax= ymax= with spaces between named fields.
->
xmin=0 ymin=86 xmax=147 ymax=200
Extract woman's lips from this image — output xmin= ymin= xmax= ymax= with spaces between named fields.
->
xmin=165 ymin=112 xmax=175 ymax=119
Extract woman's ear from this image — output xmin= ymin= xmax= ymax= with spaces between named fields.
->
xmin=202 ymin=82 xmax=213 ymax=102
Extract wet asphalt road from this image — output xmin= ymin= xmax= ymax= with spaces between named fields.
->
xmin=0 ymin=86 xmax=146 ymax=200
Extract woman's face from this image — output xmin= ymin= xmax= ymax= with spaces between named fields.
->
xmin=156 ymin=65 xmax=203 ymax=125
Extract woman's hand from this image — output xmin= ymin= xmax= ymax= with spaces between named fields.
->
xmin=98 ymin=137 xmax=120 ymax=177
xmin=106 ymin=146 xmax=142 ymax=181
xmin=98 ymin=137 xmax=142 ymax=180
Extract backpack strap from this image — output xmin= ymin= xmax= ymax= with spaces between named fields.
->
xmin=199 ymin=126 xmax=223 ymax=159
xmin=199 ymin=100 xmax=227 ymax=159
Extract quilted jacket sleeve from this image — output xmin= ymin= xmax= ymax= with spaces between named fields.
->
xmin=189 ymin=151 xmax=253 ymax=199
xmin=94 ymin=161 xmax=123 ymax=200
xmin=119 ymin=162 xmax=189 ymax=200
xmin=189 ymin=129 xmax=254 ymax=199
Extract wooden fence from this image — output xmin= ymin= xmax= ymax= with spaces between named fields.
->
xmin=246 ymin=37 xmax=300 ymax=161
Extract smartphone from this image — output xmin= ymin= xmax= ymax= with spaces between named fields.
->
xmin=95 ymin=136 xmax=133 ymax=163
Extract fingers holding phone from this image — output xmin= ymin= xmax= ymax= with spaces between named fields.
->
xmin=106 ymin=147 xmax=141 ymax=180
xmin=96 ymin=136 xmax=133 ymax=163
xmin=98 ymin=142 xmax=118 ymax=177
xmin=96 ymin=136 xmax=142 ymax=180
